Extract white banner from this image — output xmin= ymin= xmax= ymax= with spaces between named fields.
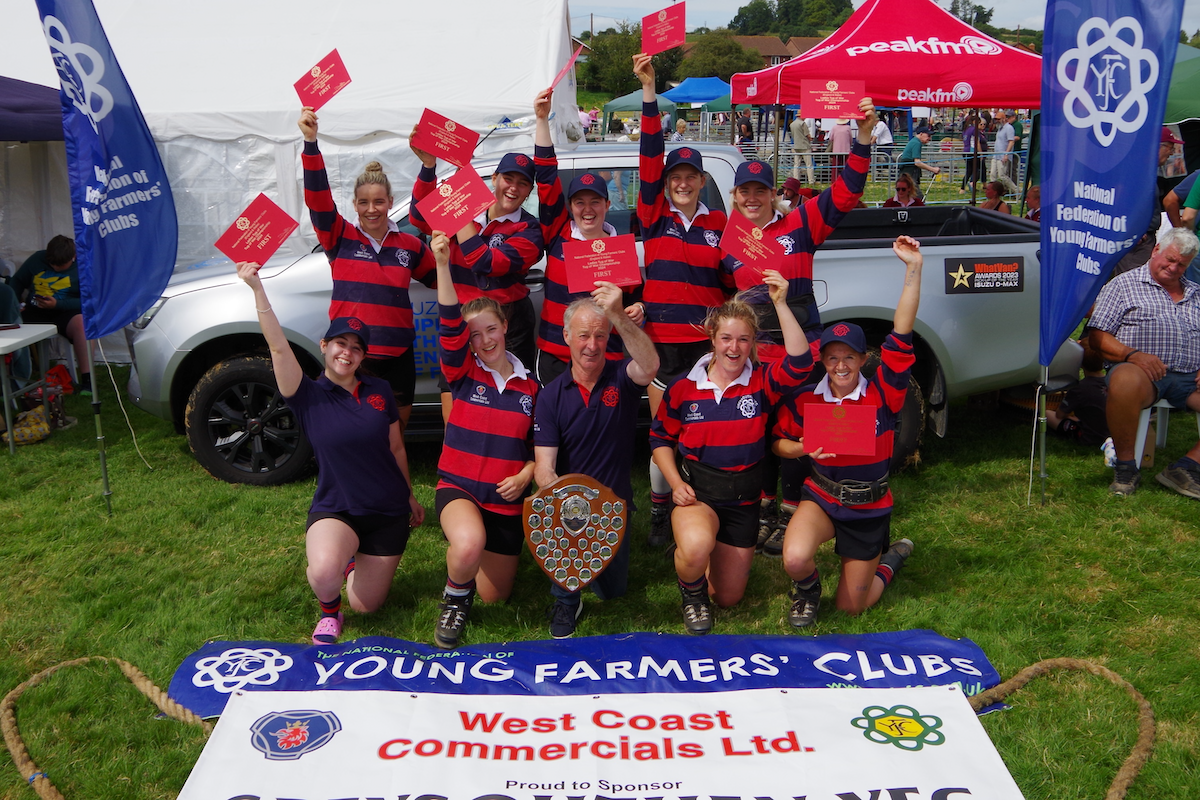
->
xmin=180 ymin=687 xmax=1023 ymax=799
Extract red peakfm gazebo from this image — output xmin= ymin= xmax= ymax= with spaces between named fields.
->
xmin=731 ymin=0 xmax=1042 ymax=108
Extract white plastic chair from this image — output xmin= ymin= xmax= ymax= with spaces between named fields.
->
xmin=1133 ymin=397 xmax=1200 ymax=466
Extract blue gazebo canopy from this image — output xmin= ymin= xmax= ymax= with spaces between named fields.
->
xmin=662 ymin=77 xmax=731 ymax=104
xmin=0 ymin=76 xmax=61 ymax=141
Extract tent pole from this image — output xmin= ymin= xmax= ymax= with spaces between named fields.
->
xmin=773 ymin=104 xmax=782 ymax=174
xmin=89 ymin=339 xmax=112 ymax=516
xmin=1038 ymin=365 xmax=1048 ymax=506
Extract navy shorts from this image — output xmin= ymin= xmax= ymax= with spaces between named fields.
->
xmin=435 ymin=486 xmax=526 ymax=556
xmin=801 ymin=486 xmax=890 ymax=561
xmin=1153 ymin=371 xmax=1199 ymax=410
xmin=306 ymin=510 xmax=411 ymax=557
xmin=711 ymin=502 xmax=760 ymax=549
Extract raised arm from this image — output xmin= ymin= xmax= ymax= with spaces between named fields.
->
xmin=891 ymin=235 xmax=923 ymax=335
xmin=594 ymin=281 xmax=658 ymax=386
xmin=432 ymin=232 xmax=457 ymax=308
xmin=533 ymin=88 xmax=570 ymax=242
xmin=239 ymin=262 xmax=303 ymax=397
xmin=854 ymin=97 xmax=878 ymax=147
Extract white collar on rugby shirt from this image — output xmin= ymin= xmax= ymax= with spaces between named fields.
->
xmin=687 ymin=352 xmax=752 ymax=404
xmin=354 ymin=217 xmax=399 ymax=253
xmin=475 ymin=207 xmax=523 ymax=228
xmin=570 ymin=220 xmax=618 ymax=240
xmin=476 ymin=350 xmax=530 ymax=392
xmin=813 ymin=372 xmax=868 ymax=403
xmin=667 ymin=199 xmax=711 ymax=232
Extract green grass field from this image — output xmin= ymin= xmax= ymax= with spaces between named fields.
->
xmin=0 ymin=368 xmax=1197 ymax=798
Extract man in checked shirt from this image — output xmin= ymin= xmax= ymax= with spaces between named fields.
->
xmin=1087 ymin=227 xmax=1200 ymax=497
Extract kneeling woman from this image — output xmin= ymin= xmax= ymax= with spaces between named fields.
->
xmin=238 ymin=262 xmax=424 ymax=645
xmin=773 ymin=236 xmax=923 ymax=629
xmin=650 ymin=271 xmax=813 ymax=634
xmin=430 ymin=232 xmax=538 ymax=649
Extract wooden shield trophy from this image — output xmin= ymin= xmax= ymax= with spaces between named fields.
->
xmin=524 ymin=473 xmax=627 ymax=592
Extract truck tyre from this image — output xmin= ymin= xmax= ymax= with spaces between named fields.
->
xmin=891 ymin=376 xmax=925 ymax=470
xmin=185 ymin=356 xmax=313 ymax=485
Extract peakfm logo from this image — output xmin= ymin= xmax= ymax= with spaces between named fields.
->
xmin=1057 ymin=17 xmax=1158 ymax=147
xmin=847 ymin=34 xmax=1002 ymax=58
xmin=897 ymin=82 xmax=974 ymax=104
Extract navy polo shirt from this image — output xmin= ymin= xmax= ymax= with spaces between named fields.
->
xmin=286 ymin=373 xmax=409 ymax=516
xmin=533 ymin=358 xmax=641 ymax=505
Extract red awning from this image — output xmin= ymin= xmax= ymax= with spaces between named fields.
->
xmin=731 ymin=0 xmax=1042 ymax=108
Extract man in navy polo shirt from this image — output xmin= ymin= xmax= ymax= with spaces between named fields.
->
xmin=534 ymin=281 xmax=659 ymax=638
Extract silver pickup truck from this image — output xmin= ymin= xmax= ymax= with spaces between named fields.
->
xmin=125 ymin=143 xmax=1080 ymax=484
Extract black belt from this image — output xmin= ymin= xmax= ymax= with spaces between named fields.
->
xmin=679 ymin=457 xmax=763 ymax=505
xmin=810 ymin=470 xmax=890 ymax=506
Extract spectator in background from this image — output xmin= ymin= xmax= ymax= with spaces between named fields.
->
xmin=790 ymin=115 xmax=814 ymax=184
xmin=671 ymin=118 xmax=689 ymax=142
xmin=1024 ymin=185 xmax=1041 ymax=222
xmin=882 ymin=173 xmax=924 ymax=208
xmin=989 ymin=110 xmax=1019 ymax=195
xmin=1045 ymin=340 xmax=1108 ymax=448
xmin=10 ymin=235 xmax=91 ymax=394
xmin=829 ymin=118 xmax=853 ymax=182
xmin=960 ymin=114 xmax=984 ymax=195
xmin=897 ymin=127 xmax=939 ymax=198
xmin=778 ymin=176 xmax=816 ymax=210
xmin=1112 ymin=127 xmax=1180 ymax=278
xmin=870 ymin=114 xmax=893 ymax=165
xmin=1087 ymin=227 xmax=1200 ymax=498
xmin=979 ymin=181 xmax=1011 ymax=214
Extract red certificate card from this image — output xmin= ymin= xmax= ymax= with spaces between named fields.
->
xmin=215 ymin=194 xmax=299 ymax=264
xmin=294 ymin=49 xmax=351 ymax=111
xmin=563 ymin=234 xmax=641 ymax=294
xmin=551 ymin=45 xmax=585 ymax=91
xmin=720 ymin=209 xmax=782 ymax=269
xmin=803 ymin=402 xmax=877 ymax=457
xmin=801 ymin=79 xmax=867 ymax=119
xmin=412 ymin=109 xmax=480 ymax=169
xmin=642 ymin=2 xmax=686 ymax=56
xmin=414 ymin=166 xmax=495 ymax=236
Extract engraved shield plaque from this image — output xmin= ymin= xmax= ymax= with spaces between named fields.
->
xmin=524 ymin=473 xmax=627 ymax=592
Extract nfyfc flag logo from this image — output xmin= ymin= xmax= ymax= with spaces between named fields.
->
xmin=250 ymin=710 xmax=342 ymax=761
xmin=1056 ymin=17 xmax=1158 ymax=146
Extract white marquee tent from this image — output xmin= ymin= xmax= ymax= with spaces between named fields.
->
xmin=0 ymin=0 xmax=582 ymax=270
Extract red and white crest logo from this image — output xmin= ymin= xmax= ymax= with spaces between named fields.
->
xmin=347 ymin=318 xmax=363 ymax=330
xmin=367 ymin=394 xmax=386 ymax=411
xmin=515 ymin=155 xmax=530 ymax=166
xmin=833 ymin=323 xmax=850 ymax=337
xmin=679 ymin=148 xmax=692 ymax=158
xmin=602 ymin=387 xmax=620 ymax=407
xmin=273 ymin=721 xmax=310 ymax=750
xmin=749 ymin=162 xmax=763 ymax=173
xmin=581 ymin=173 xmax=595 ymax=184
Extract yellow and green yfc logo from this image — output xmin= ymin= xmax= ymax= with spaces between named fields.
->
xmin=852 ymin=705 xmax=945 ymax=751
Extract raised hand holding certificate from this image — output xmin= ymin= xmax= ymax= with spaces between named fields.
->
xmin=801 ymin=79 xmax=867 ymax=119
xmin=642 ymin=2 xmax=686 ymax=56
xmin=563 ymin=234 xmax=641 ymax=294
xmin=411 ymin=109 xmax=480 ymax=169
xmin=294 ymin=49 xmax=351 ymax=111
xmin=215 ymin=194 xmax=299 ymax=264
xmin=414 ymin=167 xmax=495 ymax=236
xmin=803 ymin=402 xmax=877 ymax=457
xmin=720 ymin=209 xmax=783 ymax=270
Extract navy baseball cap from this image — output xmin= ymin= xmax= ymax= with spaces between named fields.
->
xmin=819 ymin=321 xmax=866 ymax=353
xmin=915 ymin=126 xmax=931 ymax=135
xmin=567 ymin=171 xmax=609 ymax=201
xmin=324 ymin=316 xmax=370 ymax=349
xmin=664 ymin=145 xmax=704 ymax=175
xmin=495 ymin=152 xmax=535 ymax=182
xmin=734 ymin=160 xmax=775 ymax=188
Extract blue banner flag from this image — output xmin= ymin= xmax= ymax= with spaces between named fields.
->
xmin=1038 ymin=0 xmax=1184 ymax=366
xmin=35 ymin=0 xmax=177 ymax=340
xmin=168 ymin=631 xmax=1000 ymax=719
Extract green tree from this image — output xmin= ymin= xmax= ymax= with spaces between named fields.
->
xmin=1190 ymin=29 xmax=1200 ymax=47
xmin=652 ymin=47 xmax=685 ymax=91
xmin=579 ymin=23 xmax=642 ymax=95
xmin=731 ymin=0 xmax=776 ymax=35
xmin=679 ymin=29 xmax=764 ymax=81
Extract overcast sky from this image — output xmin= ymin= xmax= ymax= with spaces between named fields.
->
xmin=570 ymin=0 xmax=1200 ymax=40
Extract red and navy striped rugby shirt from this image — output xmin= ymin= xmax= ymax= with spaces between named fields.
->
xmin=638 ymin=101 xmax=733 ymax=344
xmin=302 ymin=141 xmax=436 ymax=359
xmin=436 ymin=303 xmax=538 ymax=515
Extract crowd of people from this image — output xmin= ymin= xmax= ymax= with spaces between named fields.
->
xmin=231 ymin=53 xmax=930 ymax=649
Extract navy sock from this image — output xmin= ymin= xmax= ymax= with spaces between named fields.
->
xmin=319 ymin=595 xmax=342 ymax=617
xmin=1172 ymin=456 xmax=1200 ymax=472
xmin=651 ymin=491 xmax=671 ymax=506
xmin=679 ymin=576 xmax=707 ymax=593
xmin=445 ymin=577 xmax=475 ymax=597
xmin=796 ymin=569 xmax=819 ymax=590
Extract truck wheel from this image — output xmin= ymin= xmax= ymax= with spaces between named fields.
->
xmin=891 ymin=375 xmax=925 ymax=470
xmin=185 ymin=356 xmax=313 ymax=485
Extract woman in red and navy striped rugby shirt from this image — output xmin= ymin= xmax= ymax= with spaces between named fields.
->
xmin=299 ymin=106 xmax=436 ymax=430
xmin=428 ymin=231 xmax=538 ymax=650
